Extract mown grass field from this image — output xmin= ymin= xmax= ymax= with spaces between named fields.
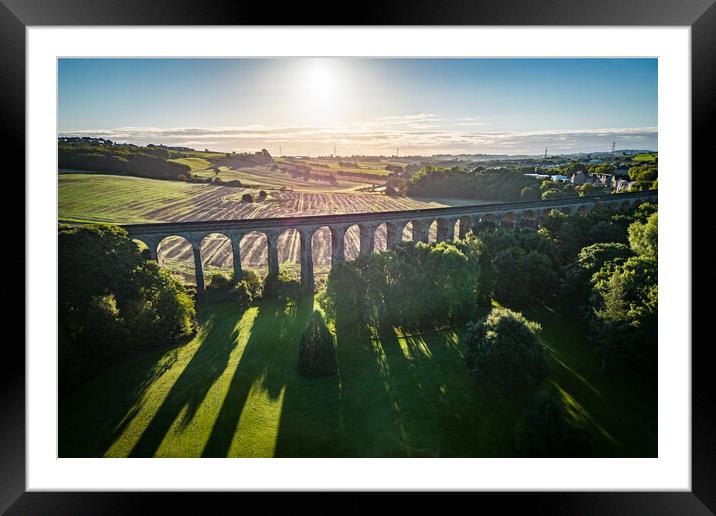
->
xmin=58 ymin=298 xmax=657 ymax=458
xmin=169 ymin=155 xmax=393 ymax=193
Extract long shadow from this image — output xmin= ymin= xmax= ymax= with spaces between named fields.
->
xmin=273 ymin=312 xmax=487 ymax=457
xmin=201 ymin=296 xmax=314 ymax=457
xmin=272 ymin=313 xmax=359 ymax=457
xmin=59 ymin=344 xmax=182 ymax=457
xmin=58 ymin=309 xmax=215 ymax=458
xmin=127 ymin=308 xmax=241 ymax=457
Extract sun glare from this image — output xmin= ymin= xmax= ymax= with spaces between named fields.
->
xmin=297 ymin=60 xmax=342 ymax=119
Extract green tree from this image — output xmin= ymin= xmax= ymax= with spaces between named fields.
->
xmin=464 ymin=307 xmax=548 ymax=394
xmin=297 ymin=311 xmax=338 ymax=377
xmin=628 ymin=211 xmax=658 ymax=258
xmin=59 ymin=224 xmax=196 ymax=392
xmin=514 ymin=386 xmax=592 ymax=457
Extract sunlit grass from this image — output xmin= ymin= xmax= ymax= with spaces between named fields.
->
xmin=59 ymin=299 xmax=656 ymax=458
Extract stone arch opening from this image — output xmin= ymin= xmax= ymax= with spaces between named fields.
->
xmin=374 ymin=223 xmax=388 ymax=252
xmin=277 ymin=227 xmax=301 ymax=281
xmin=311 ymin=226 xmax=332 ymax=288
xmin=428 ymin=220 xmax=439 ymax=243
xmin=344 ymin=224 xmax=361 ymax=261
xmin=401 ymin=221 xmax=413 ymax=242
xmin=479 ymin=213 xmax=497 ymax=228
xmin=522 ymin=210 xmax=536 ymax=228
xmin=456 ymin=216 xmax=474 ymax=239
xmin=157 ymin=235 xmax=195 ymax=285
xmin=500 ymin=212 xmax=515 ymax=227
xmin=200 ymin=233 xmax=235 ymax=286
xmin=240 ymin=231 xmax=269 ymax=281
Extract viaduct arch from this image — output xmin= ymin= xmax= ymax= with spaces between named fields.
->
xmin=126 ymin=190 xmax=657 ymax=297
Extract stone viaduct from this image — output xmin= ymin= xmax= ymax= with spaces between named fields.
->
xmin=123 ymin=190 xmax=657 ymax=296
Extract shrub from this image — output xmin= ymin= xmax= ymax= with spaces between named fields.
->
xmin=263 ymin=270 xmax=302 ymax=301
xmin=238 ymin=269 xmax=263 ymax=300
xmin=206 ymin=272 xmax=253 ymax=307
xmin=241 ymin=193 xmax=254 ymax=203
xmin=464 ymin=307 xmax=547 ymax=393
xmin=514 ymin=386 xmax=592 ymax=457
xmin=297 ymin=311 xmax=338 ymax=377
xmin=257 ymin=190 xmax=268 ymax=201
xmin=207 ymin=272 xmax=232 ymax=289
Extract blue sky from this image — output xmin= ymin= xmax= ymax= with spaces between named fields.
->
xmin=58 ymin=58 xmax=657 ymax=155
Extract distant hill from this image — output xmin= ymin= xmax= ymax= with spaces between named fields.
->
xmin=58 ymin=137 xmax=191 ymax=181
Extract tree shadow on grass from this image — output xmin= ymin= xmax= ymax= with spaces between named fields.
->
xmin=127 ymin=308 xmax=242 ymax=457
xmin=365 ymin=324 xmax=517 ymax=457
xmin=58 ymin=311 xmax=215 ymax=458
xmin=59 ymin=345 xmax=181 ymax=457
xmin=271 ymin=311 xmax=518 ymax=458
xmin=201 ymin=296 xmax=314 ymax=457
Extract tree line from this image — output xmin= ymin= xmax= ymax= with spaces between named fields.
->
xmin=59 ymin=139 xmax=192 ymax=181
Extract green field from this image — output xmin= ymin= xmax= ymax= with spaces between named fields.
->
xmin=59 ymin=298 xmax=657 ymax=458
xmin=58 ymin=173 xmax=462 ymax=225
xmin=167 ymin=154 xmax=393 ymax=193
xmin=632 ymin=153 xmax=658 ymax=163
xmin=58 ymin=173 xmax=210 ymax=223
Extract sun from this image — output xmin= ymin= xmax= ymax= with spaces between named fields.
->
xmin=297 ymin=60 xmax=342 ymax=119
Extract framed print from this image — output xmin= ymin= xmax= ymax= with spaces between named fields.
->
xmin=4 ymin=0 xmax=713 ymax=512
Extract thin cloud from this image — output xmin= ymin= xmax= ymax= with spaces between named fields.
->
xmin=60 ymin=122 xmax=657 ymax=156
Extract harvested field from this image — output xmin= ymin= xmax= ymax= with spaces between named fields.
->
xmin=59 ymin=173 xmax=495 ymax=284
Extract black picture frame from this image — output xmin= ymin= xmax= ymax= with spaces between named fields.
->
xmin=3 ymin=0 xmax=712 ymax=513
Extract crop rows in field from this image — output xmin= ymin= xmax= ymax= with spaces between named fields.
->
xmin=60 ymin=173 xmax=472 ymax=284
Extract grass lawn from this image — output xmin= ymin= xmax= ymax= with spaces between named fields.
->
xmin=58 ymin=298 xmax=656 ymax=458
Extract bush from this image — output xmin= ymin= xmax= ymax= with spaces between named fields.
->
xmin=239 ymin=269 xmax=263 ymax=300
xmin=464 ymin=307 xmax=548 ymax=393
xmin=297 ymin=311 xmax=338 ymax=377
xmin=514 ymin=386 xmax=592 ymax=457
xmin=206 ymin=272 xmax=254 ymax=307
xmin=263 ymin=270 xmax=302 ymax=301
xmin=207 ymin=272 xmax=232 ymax=289
xmin=241 ymin=193 xmax=254 ymax=203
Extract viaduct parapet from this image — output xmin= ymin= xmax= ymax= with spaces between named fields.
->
xmin=122 ymin=190 xmax=657 ymax=295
